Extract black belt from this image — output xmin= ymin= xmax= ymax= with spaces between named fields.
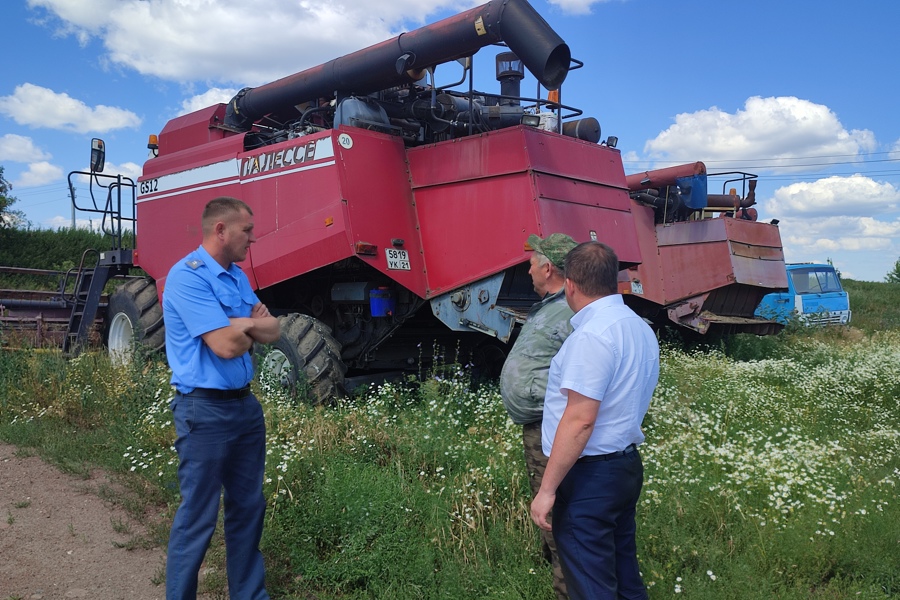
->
xmin=177 ymin=386 xmax=252 ymax=400
xmin=577 ymin=443 xmax=637 ymax=463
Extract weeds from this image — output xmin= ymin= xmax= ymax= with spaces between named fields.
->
xmin=110 ymin=516 xmax=132 ymax=534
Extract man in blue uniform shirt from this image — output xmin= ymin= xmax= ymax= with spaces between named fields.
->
xmin=531 ymin=241 xmax=660 ymax=600
xmin=163 ymin=196 xmax=281 ymax=600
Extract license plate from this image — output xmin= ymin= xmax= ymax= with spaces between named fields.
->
xmin=385 ymin=248 xmax=410 ymax=270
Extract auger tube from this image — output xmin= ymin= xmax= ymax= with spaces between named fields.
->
xmin=224 ymin=0 xmax=570 ymax=130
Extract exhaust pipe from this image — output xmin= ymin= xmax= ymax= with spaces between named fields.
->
xmin=225 ymin=0 xmax=570 ymax=130
xmin=626 ymin=162 xmax=707 ymax=191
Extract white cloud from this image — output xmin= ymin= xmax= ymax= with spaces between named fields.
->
xmin=14 ymin=161 xmax=64 ymax=187
xmin=766 ymin=174 xmax=900 ymax=218
xmin=0 ymin=134 xmax=52 ymax=162
xmin=28 ymin=0 xmax=468 ymax=86
xmin=645 ymin=96 xmax=876 ymax=169
xmin=774 ymin=215 xmax=900 ymax=278
xmin=27 ymin=0 xmax=117 ymax=43
xmin=753 ymin=174 xmax=900 ymax=281
xmin=102 ymin=161 xmax=143 ymax=182
xmin=44 ymin=215 xmax=112 ymax=231
xmin=73 ymin=160 xmax=143 ymax=184
xmin=547 ymin=0 xmax=614 ymax=15
xmin=0 ymin=83 xmax=142 ymax=134
xmin=179 ymin=88 xmax=239 ymax=116
xmin=619 ymin=150 xmax=644 ymax=167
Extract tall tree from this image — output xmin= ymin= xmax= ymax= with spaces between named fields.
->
xmin=0 ymin=166 xmax=23 ymax=228
xmin=886 ymin=258 xmax=900 ymax=284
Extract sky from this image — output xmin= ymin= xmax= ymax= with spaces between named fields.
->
xmin=2 ymin=0 xmax=900 ymax=282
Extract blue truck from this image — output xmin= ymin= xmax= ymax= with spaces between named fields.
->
xmin=755 ymin=263 xmax=851 ymax=326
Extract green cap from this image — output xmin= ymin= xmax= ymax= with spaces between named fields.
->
xmin=527 ymin=233 xmax=578 ymax=270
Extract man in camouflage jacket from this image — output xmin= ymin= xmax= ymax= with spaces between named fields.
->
xmin=500 ymin=232 xmax=578 ymax=600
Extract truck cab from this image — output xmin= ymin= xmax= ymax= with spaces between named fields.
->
xmin=755 ymin=263 xmax=851 ymax=326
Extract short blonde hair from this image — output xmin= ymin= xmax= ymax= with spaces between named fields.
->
xmin=201 ymin=197 xmax=252 ymax=234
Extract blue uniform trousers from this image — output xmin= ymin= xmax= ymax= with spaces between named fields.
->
xmin=166 ymin=392 xmax=269 ymax=600
xmin=552 ymin=448 xmax=648 ymax=600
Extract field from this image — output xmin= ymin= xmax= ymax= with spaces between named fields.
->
xmin=1 ymin=319 xmax=898 ymax=599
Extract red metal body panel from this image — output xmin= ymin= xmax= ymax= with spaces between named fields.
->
xmin=622 ymin=216 xmax=786 ymax=307
xmin=334 ymin=128 xmax=427 ymax=296
xmin=530 ymin=136 xmax=630 ymax=189
xmin=240 ymin=132 xmax=350 ymax=290
xmin=409 ymin=127 xmax=533 ymax=186
xmin=414 ymin=171 xmax=539 ymax=294
xmin=148 ymin=136 xmax=245 ymax=177
xmin=137 ymin=109 xmax=249 ymax=284
xmin=140 ymin=129 xmax=349 ymax=291
xmin=139 ymin=123 xmax=644 ymax=302
xmin=618 ymin=201 xmax=662 ymax=299
xmin=408 ymin=126 xmax=640 ymax=295
xmin=157 ymin=105 xmax=229 ymax=156
xmin=657 ymin=217 xmax=785 ymax=298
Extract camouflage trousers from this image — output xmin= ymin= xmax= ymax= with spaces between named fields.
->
xmin=523 ymin=420 xmax=569 ymax=600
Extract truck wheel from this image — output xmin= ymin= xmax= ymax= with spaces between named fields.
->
xmin=106 ymin=278 xmax=165 ymax=364
xmin=259 ymin=313 xmax=347 ymax=405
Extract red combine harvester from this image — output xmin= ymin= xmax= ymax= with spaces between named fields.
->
xmin=0 ymin=0 xmax=785 ymax=401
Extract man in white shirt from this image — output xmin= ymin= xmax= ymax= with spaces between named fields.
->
xmin=530 ymin=241 xmax=659 ymax=600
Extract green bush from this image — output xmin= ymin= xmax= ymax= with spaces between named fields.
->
xmin=0 ymin=226 xmax=126 ymax=269
xmin=0 ymin=227 xmax=136 ymax=291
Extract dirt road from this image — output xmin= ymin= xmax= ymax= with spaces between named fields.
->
xmin=0 ymin=442 xmax=167 ymax=600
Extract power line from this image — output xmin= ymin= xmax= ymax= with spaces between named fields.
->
xmin=761 ymin=170 xmax=900 ymax=182
xmin=700 ymin=150 xmax=900 ymax=162
xmin=16 ymin=190 xmax=71 ymax=198
xmin=623 ymin=157 xmax=900 ymax=170
xmin=19 ymin=196 xmax=72 ymax=208
xmin=622 ymin=153 xmax=900 ymax=185
xmin=715 ymin=158 xmax=900 ymax=170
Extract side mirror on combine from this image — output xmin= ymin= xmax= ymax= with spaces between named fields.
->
xmin=90 ymin=138 xmax=106 ymax=173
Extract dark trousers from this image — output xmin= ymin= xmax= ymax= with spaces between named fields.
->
xmin=523 ymin=421 xmax=569 ymax=599
xmin=552 ymin=448 xmax=647 ymax=600
xmin=166 ymin=392 xmax=269 ymax=600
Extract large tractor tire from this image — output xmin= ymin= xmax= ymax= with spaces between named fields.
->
xmin=105 ymin=277 xmax=166 ymax=364
xmin=259 ymin=313 xmax=347 ymax=405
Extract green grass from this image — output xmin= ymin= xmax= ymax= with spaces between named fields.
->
xmin=842 ymin=278 xmax=900 ymax=332
xmin=1 ymin=328 xmax=899 ymax=599
xmin=640 ymin=333 xmax=900 ymax=598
